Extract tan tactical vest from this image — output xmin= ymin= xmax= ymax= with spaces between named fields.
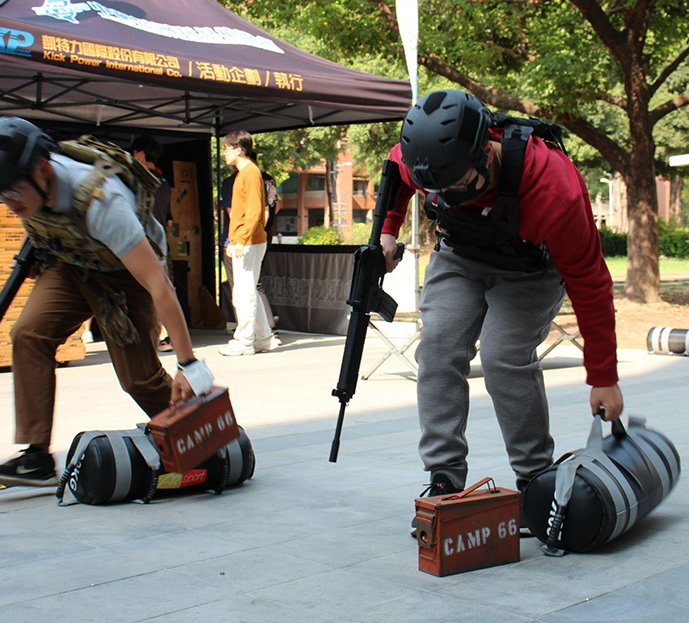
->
xmin=22 ymin=136 xmax=166 ymax=346
xmin=23 ymin=135 xmax=164 ymax=270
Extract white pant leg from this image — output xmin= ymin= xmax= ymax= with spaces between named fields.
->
xmin=231 ymin=243 xmax=272 ymax=346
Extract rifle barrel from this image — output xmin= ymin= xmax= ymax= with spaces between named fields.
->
xmin=0 ymin=240 xmax=35 ymax=323
xmin=329 ymin=401 xmax=348 ymax=463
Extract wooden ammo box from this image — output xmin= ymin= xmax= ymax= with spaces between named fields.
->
xmin=148 ymin=385 xmax=240 ymax=473
xmin=415 ymin=477 xmax=521 ymax=576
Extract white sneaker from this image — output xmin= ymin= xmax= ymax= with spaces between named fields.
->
xmin=218 ymin=340 xmax=255 ymax=356
xmin=255 ymin=335 xmax=281 ymax=353
xmin=81 ymin=330 xmax=93 ymax=344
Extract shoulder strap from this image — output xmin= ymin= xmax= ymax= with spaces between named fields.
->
xmin=72 ymin=157 xmax=122 ymax=221
xmin=491 ymin=123 xmax=532 ymax=236
xmin=58 ymin=137 xmax=166 ymax=261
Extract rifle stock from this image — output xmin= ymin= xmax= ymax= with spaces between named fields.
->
xmin=330 ymin=159 xmax=403 ymax=462
xmin=0 ymin=238 xmax=35 ymax=323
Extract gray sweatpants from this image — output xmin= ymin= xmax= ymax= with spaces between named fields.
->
xmin=416 ymin=241 xmax=566 ymax=489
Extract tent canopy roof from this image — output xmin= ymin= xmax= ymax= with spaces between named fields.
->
xmin=0 ymin=0 xmax=411 ymax=134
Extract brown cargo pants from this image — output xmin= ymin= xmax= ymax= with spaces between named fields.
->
xmin=10 ymin=262 xmax=173 ymax=447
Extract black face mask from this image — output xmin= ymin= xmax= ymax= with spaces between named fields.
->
xmin=438 ymin=175 xmax=484 ymax=206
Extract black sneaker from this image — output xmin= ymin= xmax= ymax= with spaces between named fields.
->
xmin=517 ymin=478 xmax=535 ymax=538
xmin=411 ymin=473 xmax=462 ymax=538
xmin=0 ymin=447 xmax=58 ymax=487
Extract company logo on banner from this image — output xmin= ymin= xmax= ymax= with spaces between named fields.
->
xmin=33 ymin=0 xmax=89 ymax=24
xmin=32 ymin=0 xmax=284 ymax=53
xmin=0 ymin=27 xmax=35 ymax=56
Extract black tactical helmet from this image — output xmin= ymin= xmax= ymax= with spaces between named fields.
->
xmin=400 ymin=90 xmax=493 ymax=190
xmin=0 ymin=117 xmax=54 ymax=193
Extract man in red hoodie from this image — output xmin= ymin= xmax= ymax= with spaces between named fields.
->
xmin=381 ymin=90 xmax=623 ymax=531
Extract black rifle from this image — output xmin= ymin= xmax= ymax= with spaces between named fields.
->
xmin=0 ymin=238 xmax=36 ymax=323
xmin=330 ymin=159 xmax=404 ymax=462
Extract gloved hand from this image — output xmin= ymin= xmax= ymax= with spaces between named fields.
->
xmin=176 ymin=359 xmax=214 ymax=397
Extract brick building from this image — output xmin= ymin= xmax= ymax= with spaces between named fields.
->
xmin=274 ymin=147 xmax=376 ymax=238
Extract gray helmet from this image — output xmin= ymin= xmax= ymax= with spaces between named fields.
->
xmin=0 ymin=117 xmax=54 ymax=193
xmin=400 ymin=90 xmax=493 ymax=190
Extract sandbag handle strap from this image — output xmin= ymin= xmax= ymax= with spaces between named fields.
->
xmin=56 ymin=466 xmax=75 ymax=506
xmin=213 ymin=446 xmax=229 ymax=494
xmin=594 ymin=408 xmax=626 ymax=439
xmin=542 ymin=504 xmax=567 ymax=557
xmin=213 ymin=455 xmax=229 ymax=495
xmin=140 ymin=470 xmax=159 ymax=504
xmin=56 ymin=430 xmax=104 ymax=506
xmin=126 ymin=427 xmax=161 ymax=504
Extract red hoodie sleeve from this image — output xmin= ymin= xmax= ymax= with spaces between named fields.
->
xmin=381 ymin=144 xmax=425 ymax=237
xmin=519 ymin=143 xmax=618 ymax=387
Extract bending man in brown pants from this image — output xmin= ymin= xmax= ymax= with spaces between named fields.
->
xmin=0 ymin=118 xmax=215 ymax=487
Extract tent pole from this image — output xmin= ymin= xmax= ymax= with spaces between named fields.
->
xmin=410 ymin=97 xmax=420 ymax=312
xmin=214 ymin=114 xmax=223 ymax=309
xmin=412 ymin=191 xmax=420 ymax=310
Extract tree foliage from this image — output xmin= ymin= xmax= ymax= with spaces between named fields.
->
xmin=223 ymin=0 xmax=689 ymax=302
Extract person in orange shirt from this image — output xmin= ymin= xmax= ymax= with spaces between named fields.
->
xmin=219 ymin=130 xmax=277 ymax=356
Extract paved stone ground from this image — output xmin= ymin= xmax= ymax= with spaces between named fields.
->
xmin=0 ymin=330 xmax=687 ymax=623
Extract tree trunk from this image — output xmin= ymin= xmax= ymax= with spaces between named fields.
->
xmin=622 ymin=56 xmax=661 ymax=303
xmin=623 ymin=165 xmax=661 ymax=303
xmin=670 ymin=175 xmax=684 ymax=223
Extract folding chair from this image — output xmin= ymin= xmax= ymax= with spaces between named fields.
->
xmin=538 ymin=320 xmax=583 ymax=360
xmin=361 ymin=311 xmax=421 ymax=380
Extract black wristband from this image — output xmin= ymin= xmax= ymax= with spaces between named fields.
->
xmin=177 ymin=357 xmax=198 ymax=369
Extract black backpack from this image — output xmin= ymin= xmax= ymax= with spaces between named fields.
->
xmin=493 ymin=113 xmax=568 ymax=155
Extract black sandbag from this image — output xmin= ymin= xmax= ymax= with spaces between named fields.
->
xmin=225 ymin=424 xmax=256 ymax=485
xmin=66 ymin=432 xmax=155 ymax=504
xmin=523 ymin=415 xmax=681 ymax=554
xmin=156 ymin=427 xmax=255 ymax=493
xmin=61 ymin=425 xmax=255 ymax=506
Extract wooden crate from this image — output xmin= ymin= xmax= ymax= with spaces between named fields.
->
xmin=169 ymin=162 xmax=203 ymax=327
xmin=171 ymin=161 xmax=201 ymax=229
xmin=166 ymin=162 xmax=226 ymax=330
xmin=0 ymin=203 xmax=85 ymax=368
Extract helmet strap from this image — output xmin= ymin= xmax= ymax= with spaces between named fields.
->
xmin=25 ymin=174 xmax=49 ymax=208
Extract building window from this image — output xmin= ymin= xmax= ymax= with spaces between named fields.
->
xmin=353 ymin=179 xmax=368 ymax=196
xmin=352 ymin=209 xmax=368 ymax=224
xmin=308 ymin=208 xmax=324 ymax=228
xmin=306 ymin=176 xmax=325 ymax=192
xmin=276 ymin=208 xmax=298 ymax=235
xmin=278 ymin=174 xmax=298 ymax=194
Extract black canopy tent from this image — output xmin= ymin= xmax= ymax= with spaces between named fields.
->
xmin=0 ymin=0 xmax=411 ymax=132
xmin=0 ymin=0 xmax=411 ymax=307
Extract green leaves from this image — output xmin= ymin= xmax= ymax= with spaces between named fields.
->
xmin=220 ymin=0 xmax=689 ymax=179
